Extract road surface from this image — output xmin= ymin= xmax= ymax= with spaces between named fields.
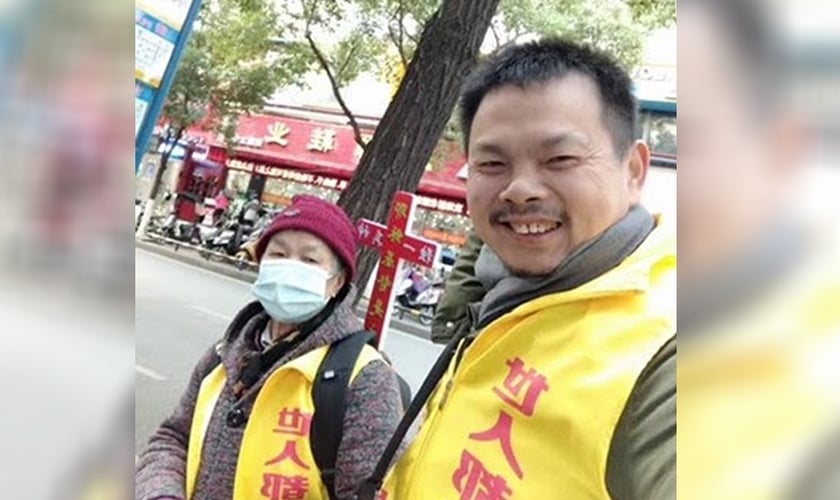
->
xmin=135 ymin=248 xmax=444 ymax=450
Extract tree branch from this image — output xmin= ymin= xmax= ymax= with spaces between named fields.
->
xmin=489 ymin=20 xmax=502 ymax=49
xmin=299 ymin=0 xmax=312 ymax=33
xmin=397 ymin=0 xmax=408 ymax=64
xmin=305 ymin=32 xmax=365 ymax=149
xmin=335 ymin=41 xmax=359 ymax=82
xmin=388 ymin=25 xmax=409 ymax=67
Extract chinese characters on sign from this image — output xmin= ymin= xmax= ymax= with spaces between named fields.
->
xmin=266 ymin=122 xmax=291 ymax=146
xmin=307 ymin=128 xmax=337 ymax=153
xmin=260 ymin=474 xmax=310 ymax=500
xmin=469 ymin=412 xmax=522 ymax=478
xmin=449 ymin=357 xmax=550 ymax=499
xmin=273 ymin=408 xmax=312 ymax=436
xmin=452 ymin=450 xmax=513 ymax=500
xmin=415 ymin=195 xmax=466 ymax=215
xmin=134 ymin=10 xmax=178 ymax=87
xmin=492 ymin=358 xmax=550 ymax=417
xmin=260 ymin=407 xmax=313 ymax=500
xmin=265 ymin=441 xmax=309 ymax=469
xmin=226 ymin=159 xmax=348 ymax=190
xmin=357 ymin=191 xmax=441 ymax=346
xmin=135 ymin=5 xmax=184 ymax=141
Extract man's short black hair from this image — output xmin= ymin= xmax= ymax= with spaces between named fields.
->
xmin=458 ymin=38 xmax=638 ymax=157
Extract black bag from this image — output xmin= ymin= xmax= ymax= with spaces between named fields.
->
xmin=310 ymin=330 xmax=412 ymax=500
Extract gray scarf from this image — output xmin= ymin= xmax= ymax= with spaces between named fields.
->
xmin=474 ymin=204 xmax=655 ymax=330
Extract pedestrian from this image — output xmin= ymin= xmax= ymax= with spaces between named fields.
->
xmin=240 ymin=191 xmax=262 ymax=228
xmin=136 ymin=195 xmax=404 ymax=500
xmin=361 ymin=38 xmax=676 ymax=500
xmin=213 ymin=189 xmax=231 ymax=221
xmin=430 ymin=229 xmax=485 ymax=344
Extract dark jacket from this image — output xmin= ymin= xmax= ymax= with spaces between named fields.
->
xmin=430 ymin=229 xmax=485 ymax=344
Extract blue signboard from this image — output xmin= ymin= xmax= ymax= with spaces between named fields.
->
xmin=134 ymin=0 xmax=203 ymax=172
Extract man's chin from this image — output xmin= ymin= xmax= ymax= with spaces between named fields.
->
xmin=498 ymin=254 xmax=562 ymax=278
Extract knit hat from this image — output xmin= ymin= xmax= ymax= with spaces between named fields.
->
xmin=255 ymin=195 xmax=359 ymax=280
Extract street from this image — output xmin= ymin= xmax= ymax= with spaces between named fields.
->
xmin=135 ymin=248 xmax=444 ymax=451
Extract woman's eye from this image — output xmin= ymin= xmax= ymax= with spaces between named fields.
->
xmin=548 ymin=156 xmax=577 ymax=166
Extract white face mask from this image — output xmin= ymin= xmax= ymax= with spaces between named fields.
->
xmin=251 ymin=259 xmax=334 ymax=324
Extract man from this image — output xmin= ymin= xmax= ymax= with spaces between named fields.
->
xmin=374 ymin=38 xmax=676 ymax=499
xmin=240 ymin=191 xmax=262 ymax=227
xmin=430 ymin=229 xmax=485 ymax=344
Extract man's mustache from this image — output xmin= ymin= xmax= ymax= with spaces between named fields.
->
xmin=489 ymin=204 xmax=564 ymax=224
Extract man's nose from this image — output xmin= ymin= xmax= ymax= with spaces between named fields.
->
xmin=498 ymin=167 xmax=550 ymax=205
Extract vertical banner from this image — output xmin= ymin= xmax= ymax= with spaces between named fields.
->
xmin=134 ymin=0 xmax=203 ymax=172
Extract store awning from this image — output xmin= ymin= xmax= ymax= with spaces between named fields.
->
xmin=183 ymin=112 xmax=468 ymax=206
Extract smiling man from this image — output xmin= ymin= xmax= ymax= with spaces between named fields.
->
xmin=373 ymin=39 xmax=676 ymax=499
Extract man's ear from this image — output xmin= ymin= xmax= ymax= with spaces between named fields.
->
xmin=626 ymin=140 xmax=651 ymax=204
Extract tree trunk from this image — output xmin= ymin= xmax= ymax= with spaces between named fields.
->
xmin=149 ymin=127 xmax=184 ymax=201
xmin=136 ymin=128 xmax=184 ymax=237
xmin=337 ymin=0 xmax=501 ymax=304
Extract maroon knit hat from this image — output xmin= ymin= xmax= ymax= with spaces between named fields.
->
xmin=255 ymin=195 xmax=359 ymax=279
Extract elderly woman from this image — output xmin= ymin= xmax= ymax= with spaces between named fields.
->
xmin=136 ymin=195 xmax=404 ymax=500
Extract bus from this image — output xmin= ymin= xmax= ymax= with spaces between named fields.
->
xmin=639 ymin=98 xmax=677 ymax=168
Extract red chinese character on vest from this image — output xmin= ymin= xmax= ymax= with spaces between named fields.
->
xmin=492 ymin=358 xmax=549 ymax=416
xmin=273 ymin=407 xmax=312 ymax=437
xmin=260 ymin=473 xmax=310 ymax=500
xmin=452 ymin=449 xmax=512 ymax=500
xmin=469 ymin=411 xmax=523 ymax=479
xmin=265 ymin=441 xmax=310 ymax=470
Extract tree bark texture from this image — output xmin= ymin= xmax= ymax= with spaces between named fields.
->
xmin=337 ymin=0 xmax=501 ymax=301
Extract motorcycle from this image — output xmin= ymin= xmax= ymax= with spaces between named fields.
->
xmin=199 ymin=219 xmax=243 ymax=258
xmin=395 ymin=276 xmax=445 ymax=326
xmin=146 ymin=212 xmax=194 ymax=246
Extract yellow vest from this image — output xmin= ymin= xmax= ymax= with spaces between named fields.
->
xmin=187 ymin=343 xmax=381 ymax=500
xmin=382 ymin=218 xmax=676 ymax=499
xmin=678 ymin=235 xmax=840 ymax=500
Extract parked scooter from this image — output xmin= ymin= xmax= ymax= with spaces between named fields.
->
xmin=395 ymin=276 xmax=445 ymax=326
xmin=199 ymin=218 xmax=243 ymax=258
xmin=152 ymin=213 xmax=196 ymax=245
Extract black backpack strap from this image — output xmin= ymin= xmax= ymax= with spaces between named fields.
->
xmin=311 ymin=331 xmax=376 ymax=500
xmin=395 ymin=375 xmax=412 ymax=411
xmin=356 ymin=331 xmax=468 ymax=500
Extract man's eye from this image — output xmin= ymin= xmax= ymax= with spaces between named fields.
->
xmin=548 ymin=156 xmax=578 ymax=166
xmin=478 ymin=160 xmax=505 ymax=168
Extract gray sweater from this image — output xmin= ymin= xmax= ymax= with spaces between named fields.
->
xmin=135 ymin=297 xmax=403 ymax=500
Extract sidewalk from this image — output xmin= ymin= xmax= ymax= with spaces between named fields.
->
xmin=135 ymin=236 xmax=258 ymax=284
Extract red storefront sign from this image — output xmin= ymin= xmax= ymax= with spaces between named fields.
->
xmin=185 ymin=112 xmax=469 ymax=214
